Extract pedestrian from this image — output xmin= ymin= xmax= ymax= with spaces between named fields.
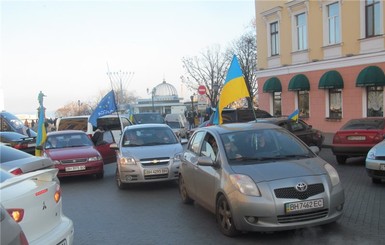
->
xmin=187 ymin=111 xmax=195 ymax=130
xmin=24 ymin=119 xmax=29 ymax=127
xmin=92 ymin=126 xmax=104 ymax=145
xmin=31 ymin=120 xmax=35 ymax=129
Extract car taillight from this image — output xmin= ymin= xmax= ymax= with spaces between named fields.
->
xmin=54 ymin=185 xmax=61 ymax=203
xmin=7 ymin=209 xmax=24 ymax=222
xmin=20 ymin=230 xmax=29 ymax=245
xmin=333 ymin=134 xmax=341 ymax=144
xmin=10 ymin=168 xmax=24 ymax=175
xmin=13 ymin=143 xmax=28 ymax=150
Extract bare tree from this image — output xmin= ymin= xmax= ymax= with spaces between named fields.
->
xmin=181 ymin=45 xmax=230 ymax=107
xmin=227 ymin=29 xmax=257 ymax=109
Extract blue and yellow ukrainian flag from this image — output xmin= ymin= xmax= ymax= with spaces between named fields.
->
xmin=288 ymin=109 xmax=299 ymax=122
xmin=213 ymin=55 xmax=250 ymax=124
xmin=35 ymin=107 xmax=47 ymax=156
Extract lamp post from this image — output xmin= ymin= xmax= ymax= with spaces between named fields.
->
xmin=147 ymin=88 xmax=156 ymax=112
xmin=77 ymin=100 xmax=81 ymax=115
xmin=190 ymin=95 xmax=194 ymax=112
xmin=212 ymin=83 xmax=219 ymax=107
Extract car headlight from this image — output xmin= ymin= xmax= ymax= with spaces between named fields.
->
xmin=88 ymin=156 xmax=102 ymax=162
xmin=173 ymin=152 xmax=183 ymax=162
xmin=229 ymin=174 xmax=261 ymax=196
xmin=324 ymin=163 xmax=340 ymax=186
xmin=367 ymin=148 xmax=376 ymax=160
xmin=119 ymin=157 xmax=136 ymax=165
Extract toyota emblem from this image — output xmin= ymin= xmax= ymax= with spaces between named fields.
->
xmin=295 ymin=182 xmax=308 ymax=192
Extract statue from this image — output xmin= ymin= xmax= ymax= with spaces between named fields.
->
xmin=38 ymin=91 xmax=46 ymax=107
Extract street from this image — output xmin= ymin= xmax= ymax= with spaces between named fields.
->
xmin=60 ymin=148 xmax=384 ymax=245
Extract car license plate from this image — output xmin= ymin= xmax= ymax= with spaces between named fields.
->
xmin=380 ymin=164 xmax=385 ymax=171
xmin=144 ymin=168 xmax=168 ymax=176
xmin=285 ymin=198 xmax=324 ymax=214
xmin=347 ymin=135 xmax=365 ymax=141
xmin=65 ymin=166 xmax=86 ymax=172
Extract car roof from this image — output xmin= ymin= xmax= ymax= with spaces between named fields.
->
xmin=47 ymin=130 xmax=86 ymax=136
xmin=124 ymin=123 xmax=171 ymax=130
xmin=196 ymin=122 xmax=281 ymax=135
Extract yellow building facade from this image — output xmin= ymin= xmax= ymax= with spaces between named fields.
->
xmin=255 ymin=0 xmax=385 ymax=133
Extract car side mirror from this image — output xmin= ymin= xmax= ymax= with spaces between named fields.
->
xmin=197 ymin=156 xmax=215 ymax=166
xmin=110 ymin=143 xmax=119 ymax=150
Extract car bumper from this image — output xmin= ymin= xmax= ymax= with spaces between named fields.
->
xmin=366 ymin=159 xmax=385 ymax=179
xmin=226 ymin=178 xmax=345 ymax=232
xmin=29 ymin=215 xmax=74 ymax=245
xmin=118 ymin=162 xmax=180 ymax=183
xmin=56 ymin=161 xmax=104 ymax=177
xmin=331 ymin=145 xmax=372 ymax=156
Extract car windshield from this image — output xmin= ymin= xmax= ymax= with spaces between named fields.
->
xmin=133 ymin=114 xmax=164 ymax=124
xmin=220 ymin=128 xmax=314 ymax=164
xmin=342 ymin=119 xmax=385 ymax=130
xmin=122 ymin=127 xmax=178 ymax=147
xmin=45 ymin=133 xmax=93 ymax=149
xmin=166 ymin=121 xmax=180 ymax=129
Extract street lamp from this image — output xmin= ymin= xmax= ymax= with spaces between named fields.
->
xmin=212 ymin=83 xmax=219 ymax=107
xmin=190 ymin=94 xmax=194 ymax=112
xmin=77 ymin=100 xmax=81 ymax=115
xmin=147 ymin=88 xmax=156 ymax=112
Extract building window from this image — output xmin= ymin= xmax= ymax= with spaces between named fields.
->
xmin=296 ymin=13 xmax=307 ymax=50
xmin=329 ymin=89 xmax=342 ymax=118
xmin=298 ymin=91 xmax=309 ymax=118
xmin=367 ymin=86 xmax=383 ymax=117
xmin=273 ymin=92 xmax=282 ymax=117
xmin=366 ymin=0 xmax=381 ymax=37
xmin=270 ymin=21 xmax=279 ymax=56
xmin=328 ymin=2 xmax=340 ymax=44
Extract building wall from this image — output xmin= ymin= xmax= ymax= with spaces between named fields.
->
xmin=255 ymin=0 xmax=385 ymax=133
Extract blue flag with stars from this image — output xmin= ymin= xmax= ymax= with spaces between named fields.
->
xmin=89 ymin=90 xmax=117 ymax=127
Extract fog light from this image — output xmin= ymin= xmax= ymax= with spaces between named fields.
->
xmin=336 ymin=204 xmax=344 ymax=211
xmin=126 ymin=175 xmax=133 ymax=181
xmin=246 ymin=216 xmax=258 ymax=224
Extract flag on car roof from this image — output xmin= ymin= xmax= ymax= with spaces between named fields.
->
xmin=288 ymin=109 xmax=299 ymax=122
xmin=213 ymin=55 xmax=250 ymax=125
xmin=35 ymin=106 xmax=47 ymax=156
xmin=89 ymin=90 xmax=117 ymax=127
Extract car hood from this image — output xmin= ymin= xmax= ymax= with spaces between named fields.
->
xmin=120 ymin=143 xmax=183 ymax=159
xmin=230 ymin=158 xmax=327 ymax=182
xmin=45 ymin=146 xmax=100 ymax=160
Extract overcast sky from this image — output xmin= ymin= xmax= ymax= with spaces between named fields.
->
xmin=1 ymin=0 xmax=255 ymax=117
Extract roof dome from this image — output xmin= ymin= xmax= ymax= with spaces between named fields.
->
xmin=154 ymin=80 xmax=178 ymax=97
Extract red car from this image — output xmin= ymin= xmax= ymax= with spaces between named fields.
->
xmin=38 ymin=130 xmax=104 ymax=178
xmin=332 ymin=118 xmax=385 ymax=164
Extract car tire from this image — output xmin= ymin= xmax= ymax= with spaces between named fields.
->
xmin=216 ymin=195 xmax=239 ymax=237
xmin=336 ymin=156 xmax=347 ymax=164
xmin=372 ymin=178 xmax=382 ymax=184
xmin=179 ymin=175 xmax=194 ymax=204
xmin=116 ymin=168 xmax=128 ymax=189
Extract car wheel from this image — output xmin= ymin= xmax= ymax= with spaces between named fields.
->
xmin=116 ymin=168 xmax=128 ymax=189
xmin=336 ymin=155 xmax=347 ymax=164
xmin=216 ymin=195 xmax=239 ymax=237
xmin=372 ymin=178 xmax=382 ymax=184
xmin=179 ymin=175 xmax=193 ymax=204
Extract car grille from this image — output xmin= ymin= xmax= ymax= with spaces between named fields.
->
xmin=277 ymin=209 xmax=329 ymax=223
xmin=372 ymin=170 xmax=385 ymax=177
xmin=140 ymin=157 xmax=170 ymax=167
xmin=274 ymin=184 xmax=325 ymax=200
xmin=144 ymin=174 xmax=169 ymax=180
xmin=60 ymin=158 xmax=88 ymax=164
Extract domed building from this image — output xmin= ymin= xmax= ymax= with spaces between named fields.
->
xmin=130 ymin=80 xmax=188 ymax=115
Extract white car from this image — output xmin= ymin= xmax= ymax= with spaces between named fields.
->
xmin=111 ymin=124 xmax=184 ymax=189
xmin=0 ymin=168 xmax=74 ymax=245
xmin=366 ymin=140 xmax=385 ymax=184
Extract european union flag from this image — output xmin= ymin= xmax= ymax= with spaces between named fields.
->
xmin=288 ymin=109 xmax=299 ymax=122
xmin=89 ymin=90 xmax=117 ymax=127
xmin=213 ymin=55 xmax=250 ymax=125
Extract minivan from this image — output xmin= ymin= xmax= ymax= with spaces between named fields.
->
xmin=0 ymin=111 xmax=36 ymax=137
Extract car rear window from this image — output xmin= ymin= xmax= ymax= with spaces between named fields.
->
xmin=342 ymin=119 xmax=385 ymax=130
xmin=133 ymin=114 xmax=165 ymax=124
xmin=58 ymin=118 xmax=89 ymax=131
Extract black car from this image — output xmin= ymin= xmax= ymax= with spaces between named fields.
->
xmin=255 ymin=117 xmax=325 ymax=148
xmin=0 ymin=131 xmax=36 ymax=155
xmin=206 ymin=108 xmax=272 ymax=126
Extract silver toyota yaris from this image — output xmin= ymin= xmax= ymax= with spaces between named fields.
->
xmin=179 ymin=123 xmax=344 ymax=236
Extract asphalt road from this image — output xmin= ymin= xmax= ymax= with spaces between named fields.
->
xmin=60 ymin=148 xmax=384 ymax=245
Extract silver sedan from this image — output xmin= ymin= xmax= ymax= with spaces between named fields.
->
xmin=179 ymin=123 xmax=345 ymax=236
xmin=366 ymin=140 xmax=385 ymax=184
